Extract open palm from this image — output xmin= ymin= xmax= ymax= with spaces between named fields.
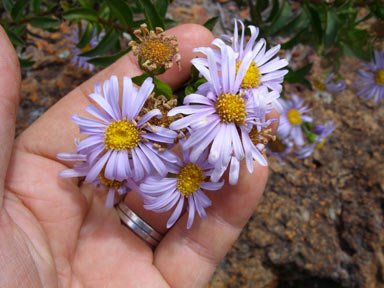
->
xmin=0 ymin=24 xmax=273 ymax=288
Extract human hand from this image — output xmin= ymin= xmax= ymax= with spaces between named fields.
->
xmin=0 ymin=24 xmax=276 ymax=287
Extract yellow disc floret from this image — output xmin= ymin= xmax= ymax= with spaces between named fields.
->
xmin=236 ymin=61 xmax=261 ymax=89
xmin=177 ymin=164 xmax=205 ymax=197
xmin=80 ymin=43 xmax=93 ymax=53
xmin=98 ymin=167 xmax=124 ymax=188
xmin=315 ymin=139 xmax=326 ymax=149
xmin=104 ymin=120 xmax=140 ymax=150
xmin=139 ymin=40 xmax=175 ymax=66
xmin=375 ymin=69 xmax=384 ymax=85
xmin=216 ymin=93 xmax=247 ymax=123
xmin=287 ymin=109 xmax=302 ymax=125
xmin=313 ymin=79 xmax=326 ymax=91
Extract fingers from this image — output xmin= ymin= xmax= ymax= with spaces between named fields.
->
xmin=0 ymin=26 xmax=21 ymax=208
xmin=17 ymin=24 xmax=214 ymax=162
xmin=154 ymin=161 xmax=268 ymax=287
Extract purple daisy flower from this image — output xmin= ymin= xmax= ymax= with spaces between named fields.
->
xmin=57 ymin=151 xmax=136 ymax=208
xmin=356 ymin=50 xmax=384 ymax=103
xmin=267 ymin=136 xmax=294 ymax=165
xmin=195 ymin=19 xmax=288 ymax=93
xmin=169 ymin=44 xmax=278 ymax=185
xmin=140 ymin=141 xmax=224 ymax=229
xmin=297 ymin=121 xmax=335 ymax=159
xmin=66 ymin=27 xmax=102 ymax=71
xmin=278 ymin=94 xmax=313 ymax=146
xmin=313 ymin=73 xmax=346 ymax=94
xmin=71 ymin=75 xmax=179 ymax=183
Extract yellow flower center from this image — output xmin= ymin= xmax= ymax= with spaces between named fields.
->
xmin=268 ymin=138 xmax=286 ymax=153
xmin=236 ymin=61 xmax=261 ymax=89
xmin=287 ymin=109 xmax=302 ymax=125
xmin=80 ymin=43 xmax=92 ymax=53
xmin=315 ymin=139 xmax=326 ymax=149
xmin=104 ymin=120 xmax=140 ymax=150
xmin=313 ymin=79 xmax=326 ymax=91
xmin=177 ymin=164 xmax=204 ymax=197
xmin=215 ymin=93 xmax=247 ymax=123
xmin=98 ymin=168 xmax=124 ymax=188
xmin=249 ymin=126 xmax=259 ymax=144
xmin=140 ymin=40 xmax=175 ymax=65
xmin=375 ymin=69 xmax=384 ymax=85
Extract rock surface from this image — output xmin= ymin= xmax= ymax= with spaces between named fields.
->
xmin=16 ymin=1 xmax=384 ymax=287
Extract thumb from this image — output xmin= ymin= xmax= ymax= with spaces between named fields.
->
xmin=0 ymin=26 xmax=21 ymax=209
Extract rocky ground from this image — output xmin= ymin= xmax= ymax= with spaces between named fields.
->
xmin=16 ymin=1 xmax=383 ymax=287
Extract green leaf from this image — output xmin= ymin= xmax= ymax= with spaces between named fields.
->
xmin=63 ymin=8 xmax=99 ymax=22
xmin=31 ymin=0 xmax=41 ymax=13
xmin=281 ymin=29 xmax=307 ymax=50
xmin=30 ymin=17 xmax=60 ymax=29
xmin=19 ymin=57 xmax=34 ymax=68
xmin=87 ymin=48 xmax=131 ymax=67
xmin=324 ymin=10 xmax=342 ymax=49
xmin=265 ymin=0 xmax=292 ymax=36
xmin=285 ymin=63 xmax=313 ymax=89
xmin=4 ymin=28 xmax=25 ymax=47
xmin=79 ymin=0 xmax=92 ymax=8
xmin=135 ymin=0 xmax=165 ymax=30
xmin=76 ymin=23 xmax=94 ymax=49
xmin=203 ymin=16 xmax=219 ymax=31
xmin=153 ymin=78 xmax=173 ymax=99
xmin=303 ymin=2 xmax=322 ymax=43
xmin=106 ymin=0 xmax=134 ymax=28
xmin=281 ymin=11 xmax=308 ymax=36
xmin=3 ymin=0 xmax=14 ymax=15
xmin=164 ymin=18 xmax=177 ymax=29
xmin=11 ymin=0 xmax=29 ymax=21
xmin=80 ymin=30 xmax=118 ymax=57
xmin=155 ymin=0 xmax=169 ymax=17
xmin=256 ymin=0 xmax=269 ymax=13
xmin=132 ymin=73 xmax=173 ymax=99
xmin=267 ymin=0 xmax=279 ymax=22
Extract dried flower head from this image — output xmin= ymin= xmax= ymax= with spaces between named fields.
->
xmin=129 ymin=24 xmax=181 ymax=75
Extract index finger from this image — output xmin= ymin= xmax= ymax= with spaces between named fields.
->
xmin=17 ymin=24 xmax=214 ymax=160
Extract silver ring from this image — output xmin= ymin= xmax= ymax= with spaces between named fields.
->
xmin=116 ymin=198 xmax=163 ymax=248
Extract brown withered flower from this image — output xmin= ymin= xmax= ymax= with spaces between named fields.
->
xmin=129 ymin=24 xmax=181 ymax=75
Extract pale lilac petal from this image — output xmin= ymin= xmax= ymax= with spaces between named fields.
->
xmin=229 ymin=156 xmax=240 ymax=185
xmin=57 ymin=152 xmax=87 ymax=162
xmin=139 ymin=143 xmax=168 ymax=176
xmin=201 ymin=181 xmax=224 ymax=190
xmin=138 ymin=109 xmax=162 ymax=127
xmin=183 ymin=94 xmax=214 ymax=105
xmin=187 ymin=196 xmax=196 ymax=229
xmin=104 ymin=150 xmax=118 ymax=180
xmin=105 ymin=188 xmax=115 ymax=208
xmin=85 ymin=105 xmax=111 ymax=123
xmin=167 ymin=196 xmax=184 ymax=228
xmin=85 ymin=149 xmax=112 ymax=182
xmin=131 ymin=148 xmax=145 ymax=181
xmin=132 ymin=77 xmax=154 ymax=119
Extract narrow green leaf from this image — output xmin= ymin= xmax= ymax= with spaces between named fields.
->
xmin=164 ymin=18 xmax=177 ymax=29
xmin=80 ymin=30 xmax=118 ymax=57
xmin=87 ymin=48 xmax=131 ymax=67
xmin=4 ymin=28 xmax=25 ymax=47
xmin=106 ymin=0 xmax=134 ymax=28
xmin=325 ymin=10 xmax=342 ymax=49
xmin=266 ymin=0 xmax=279 ymax=22
xmin=155 ymin=0 xmax=169 ymax=18
xmin=10 ymin=0 xmax=29 ymax=21
xmin=137 ymin=0 xmax=165 ymax=30
xmin=285 ymin=63 xmax=313 ymax=89
xmin=19 ymin=57 xmax=34 ymax=68
xmin=265 ymin=0 xmax=292 ymax=36
xmin=281 ymin=11 xmax=308 ymax=36
xmin=154 ymin=78 xmax=172 ymax=99
xmin=303 ymin=2 xmax=322 ymax=43
xmin=30 ymin=17 xmax=60 ymax=29
xmin=63 ymin=8 xmax=99 ymax=22
xmin=79 ymin=0 xmax=92 ymax=8
xmin=256 ymin=0 xmax=269 ymax=13
xmin=132 ymin=73 xmax=173 ymax=99
xmin=203 ymin=16 xmax=219 ymax=31
xmin=281 ymin=29 xmax=307 ymax=50
xmin=31 ymin=0 xmax=41 ymax=13
xmin=76 ymin=23 xmax=94 ymax=49
xmin=3 ymin=0 xmax=14 ymax=15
